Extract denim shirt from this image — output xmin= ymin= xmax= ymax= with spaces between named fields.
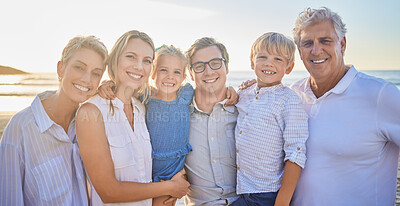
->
xmin=185 ymin=98 xmax=239 ymax=205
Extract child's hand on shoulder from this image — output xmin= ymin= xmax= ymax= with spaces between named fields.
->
xmin=238 ymin=79 xmax=256 ymax=91
xmin=225 ymin=86 xmax=238 ymax=106
xmin=98 ymin=80 xmax=116 ymax=100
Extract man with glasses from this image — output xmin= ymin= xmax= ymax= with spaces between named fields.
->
xmin=184 ymin=37 xmax=239 ymax=205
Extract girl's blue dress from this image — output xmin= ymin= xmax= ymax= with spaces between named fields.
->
xmin=146 ymin=83 xmax=194 ymax=182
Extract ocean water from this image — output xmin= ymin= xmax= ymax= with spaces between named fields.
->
xmin=0 ymin=70 xmax=400 ymax=113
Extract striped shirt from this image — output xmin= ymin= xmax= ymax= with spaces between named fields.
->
xmin=0 ymin=91 xmax=88 ymax=205
xmin=235 ymin=83 xmax=308 ymax=194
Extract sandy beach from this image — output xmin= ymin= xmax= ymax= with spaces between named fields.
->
xmin=0 ymin=112 xmax=14 ymax=138
xmin=0 ymin=112 xmax=399 ymax=205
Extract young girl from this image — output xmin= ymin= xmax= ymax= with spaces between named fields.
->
xmin=147 ymin=45 xmax=193 ymax=206
xmin=76 ymin=30 xmax=189 ymax=206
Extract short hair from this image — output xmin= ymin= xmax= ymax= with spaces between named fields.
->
xmin=150 ymin=45 xmax=187 ymax=86
xmin=250 ymin=32 xmax=295 ymax=65
xmin=61 ymin=35 xmax=108 ymax=67
xmin=293 ymin=7 xmax=347 ymax=47
xmin=106 ymin=30 xmax=155 ymax=102
xmin=185 ymin=37 xmax=229 ymax=70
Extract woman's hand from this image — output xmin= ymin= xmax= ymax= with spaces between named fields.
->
xmin=168 ymin=169 xmax=190 ymax=199
xmin=238 ymin=79 xmax=256 ymax=91
xmin=98 ymin=80 xmax=116 ymax=100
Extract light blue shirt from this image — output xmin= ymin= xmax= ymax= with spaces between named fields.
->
xmin=235 ymin=83 xmax=308 ymax=194
xmin=291 ymin=66 xmax=400 ymax=206
xmin=0 ymin=91 xmax=88 ymax=205
xmin=184 ymin=98 xmax=239 ymax=205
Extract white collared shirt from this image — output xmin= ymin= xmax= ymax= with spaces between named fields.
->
xmin=87 ymin=95 xmax=152 ymax=206
xmin=0 ymin=91 xmax=88 ymax=205
xmin=291 ymin=66 xmax=400 ymax=206
xmin=235 ymin=83 xmax=308 ymax=194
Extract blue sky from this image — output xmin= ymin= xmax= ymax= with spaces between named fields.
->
xmin=1 ymin=0 xmax=399 ymax=73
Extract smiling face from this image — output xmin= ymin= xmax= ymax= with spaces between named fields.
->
xmin=116 ymin=38 xmax=154 ymax=92
xmin=251 ymin=49 xmax=293 ymax=88
xmin=298 ymin=19 xmax=346 ymax=82
xmin=58 ymin=48 xmax=105 ymax=104
xmin=153 ymin=55 xmax=185 ymax=100
xmin=190 ymin=45 xmax=228 ymax=95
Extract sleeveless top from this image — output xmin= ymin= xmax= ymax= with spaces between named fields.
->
xmin=146 ymin=83 xmax=193 ymax=182
xmin=88 ymin=95 xmax=152 ymax=206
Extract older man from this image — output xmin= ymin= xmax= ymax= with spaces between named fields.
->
xmin=184 ymin=37 xmax=239 ymax=205
xmin=290 ymin=7 xmax=400 ymax=205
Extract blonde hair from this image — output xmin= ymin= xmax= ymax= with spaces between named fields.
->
xmin=61 ymin=35 xmax=108 ymax=67
xmin=185 ymin=37 xmax=229 ymax=71
xmin=150 ymin=45 xmax=187 ymax=87
xmin=293 ymin=7 xmax=347 ymax=47
xmin=250 ymin=32 xmax=295 ymax=65
xmin=106 ymin=30 xmax=155 ymax=103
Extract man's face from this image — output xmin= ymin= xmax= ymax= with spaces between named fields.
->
xmin=190 ymin=45 xmax=228 ymax=95
xmin=298 ymin=19 xmax=346 ymax=81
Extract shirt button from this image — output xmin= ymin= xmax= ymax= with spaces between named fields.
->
xmin=297 ymin=147 xmax=301 ymax=151
xmin=239 ymin=131 xmax=242 ymax=134
xmin=211 ymin=137 xmax=214 ymax=141
xmin=237 ymin=167 xmax=240 ymax=170
xmin=213 ymin=159 xmax=216 ymax=163
xmin=236 ymin=149 xmax=239 ymax=153
xmin=245 ymin=113 xmax=248 ymax=115
xmin=256 ymin=96 xmax=259 ymax=99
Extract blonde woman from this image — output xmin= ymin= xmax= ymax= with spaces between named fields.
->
xmin=76 ymin=30 xmax=189 ymax=206
xmin=0 ymin=35 xmax=108 ymax=205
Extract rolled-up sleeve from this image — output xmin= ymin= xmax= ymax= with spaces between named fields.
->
xmin=282 ymin=94 xmax=308 ymax=168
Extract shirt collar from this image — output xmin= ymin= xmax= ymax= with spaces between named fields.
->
xmin=330 ymin=65 xmax=357 ymax=94
xmin=304 ymin=65 xmax=358 ymax=98
xmin=191 ymin=96 xmax=235 ymax=114
xmin=31 ymin=91 xmax=57 ymax=133
xmin=253 ymin=83 xmax=284 ymax=95
xmin=111 ymin=96 xmax=145 ymax=115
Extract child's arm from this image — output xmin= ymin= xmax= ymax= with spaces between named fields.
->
xmin=97 ymin=80 xmax=116 ymax=100
xmin=274 ymin=161 xmax=302 ymax=206
xmin=225 ymin=86 xmax=239 ymax=106
xmin=238 ymin=79 xmax=256 ymax=90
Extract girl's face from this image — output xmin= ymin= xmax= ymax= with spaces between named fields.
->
xmin=153 ymin=55 xmax=185 ymax=99
xmin=58 ymin=48 xmax=105 ymax=104
xmin=116 ymin=38 xmax=154 ymax=91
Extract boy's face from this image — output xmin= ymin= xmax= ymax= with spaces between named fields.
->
xmin=251 ymin=49 xmax=294 ymax=88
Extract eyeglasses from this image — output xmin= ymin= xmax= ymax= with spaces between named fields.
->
xmin=190 ymin=58 xmax=226 ymax=73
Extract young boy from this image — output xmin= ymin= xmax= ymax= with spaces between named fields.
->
xmin=232 ymin=32 xmax=308 ymax=206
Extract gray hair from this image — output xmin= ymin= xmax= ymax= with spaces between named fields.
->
xmin=293 ymin=7 xmax=347 ymax=47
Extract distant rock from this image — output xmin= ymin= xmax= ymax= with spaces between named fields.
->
xmin=0 ymin=65 xmax=29 ymax=75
